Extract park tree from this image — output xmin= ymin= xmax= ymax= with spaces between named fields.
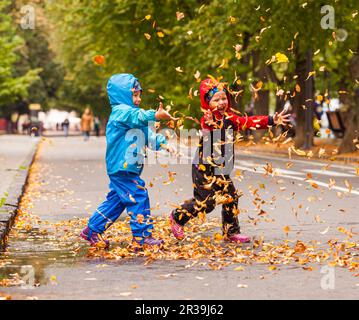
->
xmin=46 ymin=0 xmax=359 ymax=152
xmin=10 ymin=0 xmax=65 ymax=112
xmin=0 ymin=0 xmax=39 ymax=118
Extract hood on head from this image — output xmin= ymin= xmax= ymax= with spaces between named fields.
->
xmin=199 ymin=78 xmax=232 ymax=114
xmin=107 ymin=73 xmax=138 ymax=107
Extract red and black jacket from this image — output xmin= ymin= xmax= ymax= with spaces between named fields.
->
xmin=193 ymin=78 xmax=274 ymax=176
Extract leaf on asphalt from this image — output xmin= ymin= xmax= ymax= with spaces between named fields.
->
xmin=159 ymin=273 xmax=177 ymax=279
xmin=234 ymin=266 xmax=245 ymax=271
xmin=119 ymin=292 xmax=132 ymax=297
xmin=320 ymin=226 xmax=330 ymax=235
xmin=268 ymin=265 xmax=277 ymax=271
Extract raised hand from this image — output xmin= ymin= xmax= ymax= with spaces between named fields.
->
xmin=203 ymin=109 xmax=213 ymax=122
xmin=273 ymin=109 xmax=291 ymax=125
xmin=155 ymin=102 xmax=179 ymax=121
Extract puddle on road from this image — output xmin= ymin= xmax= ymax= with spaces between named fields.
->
xmin=0 ymin=225 xmax=90 ymax=287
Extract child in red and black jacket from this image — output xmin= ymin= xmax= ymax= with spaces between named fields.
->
xmin=169 ymin=78 xmax=290 ymax=243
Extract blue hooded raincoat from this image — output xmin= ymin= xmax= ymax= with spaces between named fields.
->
xmin=88 ymin=73 xmax=167 ymax=241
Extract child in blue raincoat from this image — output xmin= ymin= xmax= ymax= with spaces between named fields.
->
xmin=81 ymin=73 xmax=174 ymax=248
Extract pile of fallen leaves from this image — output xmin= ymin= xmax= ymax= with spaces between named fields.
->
xmin=0 ymin=139 xmax=358 ymax=291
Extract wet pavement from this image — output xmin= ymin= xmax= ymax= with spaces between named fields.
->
xmin=0 ymin=136 xmax=358 ymax=300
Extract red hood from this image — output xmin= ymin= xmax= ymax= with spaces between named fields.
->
xmin=199 ymin=78 xmax=233 ymax=119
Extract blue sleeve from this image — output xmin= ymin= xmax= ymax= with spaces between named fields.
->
xmin=145 ymin=127 xmax=168 ymax=151
xmin=112 ymin=105 xmax=157 ymax=128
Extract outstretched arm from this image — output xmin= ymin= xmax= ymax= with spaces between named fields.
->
xmin=114 ymin=102 xmax=178 ymax=128
xmin=229 ymin=113 xmax=274 ymax=131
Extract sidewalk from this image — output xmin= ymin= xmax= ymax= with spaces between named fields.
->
xmin=0 ymin=135 xmax=39 ymax=249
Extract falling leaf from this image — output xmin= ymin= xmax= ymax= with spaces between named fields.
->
xmin=306 ymin=173 xmax=313 ymax=180
xmin=228 ymin=16 xmax=236 ymax=23
xmin=305 ymin=71 xmax=316 ymax=80
xmin=50 ymin=275 xmax=57 ymax=285
xmin=157 ymin=31 xmax=165 ymax=38
xmin=93 ymin=55 xmax=105 ymax=65
xmin=309 ymin=181 xmax=319 ymax=189
xmin=283 ymin=226 xmax=290 ymax=235
xmin=144 ymin=33 xmax=151 ymax=40
xmin=218 ymin=59 xmax=228 ymax=68
xmin=213 ymin=233 xmax=223 ymax=241
xmin=275 ymin=52 xmax=289 ymax=63
xmin=286 ymin=162 xmax=294 ymax=169
xmin=337 ymin=192 xmax=344 ymax=199
xmin=199 ymin=164 xmax=207 ymax=171
xmin=176 ymin=11 xmax=185 ymax=21
xmin=328 ymin=178 xmax=336 ymax=189
xmin=175 ymin=66 xmax=183 ymax=73
xmin=344 ymin=180 xmax=352 ymax=193
xmin=194 ymin=70 xmax=201 ymax=80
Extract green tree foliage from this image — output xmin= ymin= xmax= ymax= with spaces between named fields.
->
xmin=0 ymin=0 xmax=39 ymax=117
xmin=47 ymin=0 xmax=358 ymax=150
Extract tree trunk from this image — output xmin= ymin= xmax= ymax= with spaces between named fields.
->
xmin=293 ymin=50 xmax=314 ymax=148
xmin=339 ymin=50 xmax=359 ymax=153
xmin=233 ymin=32 xmax=251 ymax=112
xmin=339 ymin=100 xmax=359 ymax=153
xmin=252 ymin=50 xmax=270 ymax=141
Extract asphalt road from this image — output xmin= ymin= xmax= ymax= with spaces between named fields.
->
xmin=0 ymin=136 xmax=358 ymax=300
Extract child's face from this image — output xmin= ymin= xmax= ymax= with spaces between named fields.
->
xmin=209 ymin=91 xmax=228 ymax=113
xmin=133 ymin=91 xmax=142 ymax=106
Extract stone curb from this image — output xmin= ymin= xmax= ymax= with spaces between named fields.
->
xmin=0 ymin=140 xmax=39 ymax=250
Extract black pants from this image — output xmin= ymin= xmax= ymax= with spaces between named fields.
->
xmin=173 ymin=165 xmax=240 ymax=236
